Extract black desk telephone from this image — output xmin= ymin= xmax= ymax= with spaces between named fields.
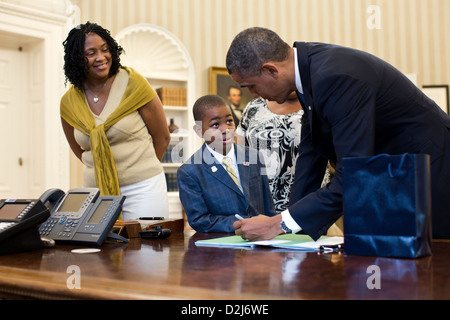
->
xmin=0 ymin=188 xmax=126 ymax=254
xmin=0 ymin=199 xmax=50 ymax=254
xmin=39 ymin=188 xmax=126 ymax=246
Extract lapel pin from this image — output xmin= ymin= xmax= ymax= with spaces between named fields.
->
xmin=211 ymin=166 xmax=217 ymax=173
xmin=243 ymin=162 xmax=250 ymax=166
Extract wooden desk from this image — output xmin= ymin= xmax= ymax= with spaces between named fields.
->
xmin=0 ymin=230 xmax=449 ymax=300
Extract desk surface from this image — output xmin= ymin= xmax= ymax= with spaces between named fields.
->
xmin=0 ymin=230 xmax=449 ymax=300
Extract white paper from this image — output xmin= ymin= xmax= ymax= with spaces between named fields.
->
xmin=290 ymin=236 xmax=344 ymax=249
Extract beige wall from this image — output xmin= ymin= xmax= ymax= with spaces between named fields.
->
xmin=73 ymin=0 xmax=450 ymax=96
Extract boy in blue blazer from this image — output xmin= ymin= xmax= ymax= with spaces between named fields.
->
xmin=177 ymin=95 xmax=275 ymax=232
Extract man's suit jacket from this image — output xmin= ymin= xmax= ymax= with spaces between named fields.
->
xmin=289 ymin=42 xmax=450 ymax=239
xmin=177 ymin=143 xmax=275 ymax=232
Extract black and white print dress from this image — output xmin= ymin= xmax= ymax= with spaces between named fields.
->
xmin=236 ymin=97 xmax=306 ymax=213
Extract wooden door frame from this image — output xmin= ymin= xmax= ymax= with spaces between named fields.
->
xmin=0 ymin=2 xmax=76 ymax=195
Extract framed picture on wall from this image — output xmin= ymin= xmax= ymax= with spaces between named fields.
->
xmin=422 ymin=85 xmax=449 ymax=114
xmin=208 ymin=66 xmax=253 ymax=112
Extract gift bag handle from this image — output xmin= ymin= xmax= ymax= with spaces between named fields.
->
xmin=365 ymin=153 xmax=408 ymax=178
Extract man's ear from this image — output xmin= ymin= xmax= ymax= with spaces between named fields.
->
xmin=193 ymin=124 xmax=203 ymax=138
xmin=261 ymin=62 xmax=279 ymax=78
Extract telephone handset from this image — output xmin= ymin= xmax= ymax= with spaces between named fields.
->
xmin=39 ymin=188 xmax=65 ymax=212
xmin=0 ymin=199 xmax=50 ymax=254
xmin=39 ymin=188 xmax=127 ymax=246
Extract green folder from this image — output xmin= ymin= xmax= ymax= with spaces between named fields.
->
xmin=195 ymin=234 xmax=343 ymax=251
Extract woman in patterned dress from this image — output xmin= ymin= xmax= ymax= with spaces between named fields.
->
xmin=236 ymin=92 xmax=330 ymax=213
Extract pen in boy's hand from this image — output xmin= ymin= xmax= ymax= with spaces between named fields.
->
xmin=235 ymin=214 xmax=244 ymax=220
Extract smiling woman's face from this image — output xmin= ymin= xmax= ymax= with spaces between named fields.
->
xmin=84 ymin=32 xmax=112 ymax=81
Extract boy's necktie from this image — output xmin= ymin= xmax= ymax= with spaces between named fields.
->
xmin=222 ymin=157 xmax=242 ymax=192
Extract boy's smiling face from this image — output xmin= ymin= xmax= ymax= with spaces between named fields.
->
xmin=194 ymin=104 xmax=236 ymax=155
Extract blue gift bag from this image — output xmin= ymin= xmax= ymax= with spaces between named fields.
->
xmin=342 ymin=153 xmax=432 ymax=258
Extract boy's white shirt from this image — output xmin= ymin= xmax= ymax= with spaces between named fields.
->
xmin=205 ymin=143 xmax=242 ymax=186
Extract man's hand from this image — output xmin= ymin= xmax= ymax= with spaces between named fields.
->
xmin=233 ymin=214 xmax=283 ymax=241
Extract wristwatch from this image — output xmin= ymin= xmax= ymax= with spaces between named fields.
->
xmin=280 ymin=220 xmax=292 ymax=234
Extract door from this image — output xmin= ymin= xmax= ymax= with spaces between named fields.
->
xmin=0 ymin=44 xmax=35 ymax=199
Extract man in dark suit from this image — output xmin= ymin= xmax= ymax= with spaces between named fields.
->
xmin=177 ymin=95 xmax=275 ymax=232
xmin=226 ymin=27 xmax=450 ymax=240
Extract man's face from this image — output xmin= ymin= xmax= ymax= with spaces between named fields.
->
xmin=230 ymin=69 xmax=292 ymax=104
xmin=228 ymin=88 xmax=242 ymax=106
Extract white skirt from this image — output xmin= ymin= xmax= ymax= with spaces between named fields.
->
xmin=120 ymin=171 xmax=169 ymax=220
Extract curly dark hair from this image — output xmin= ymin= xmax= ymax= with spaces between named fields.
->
xmin=63 ymin=21 xmax=123 ymax=89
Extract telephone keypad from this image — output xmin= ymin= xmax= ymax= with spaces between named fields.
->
xmin=39 ymin=219 xmax=57 ymax=236
xmin=39 ymin=217 xmax=80 ymax=239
